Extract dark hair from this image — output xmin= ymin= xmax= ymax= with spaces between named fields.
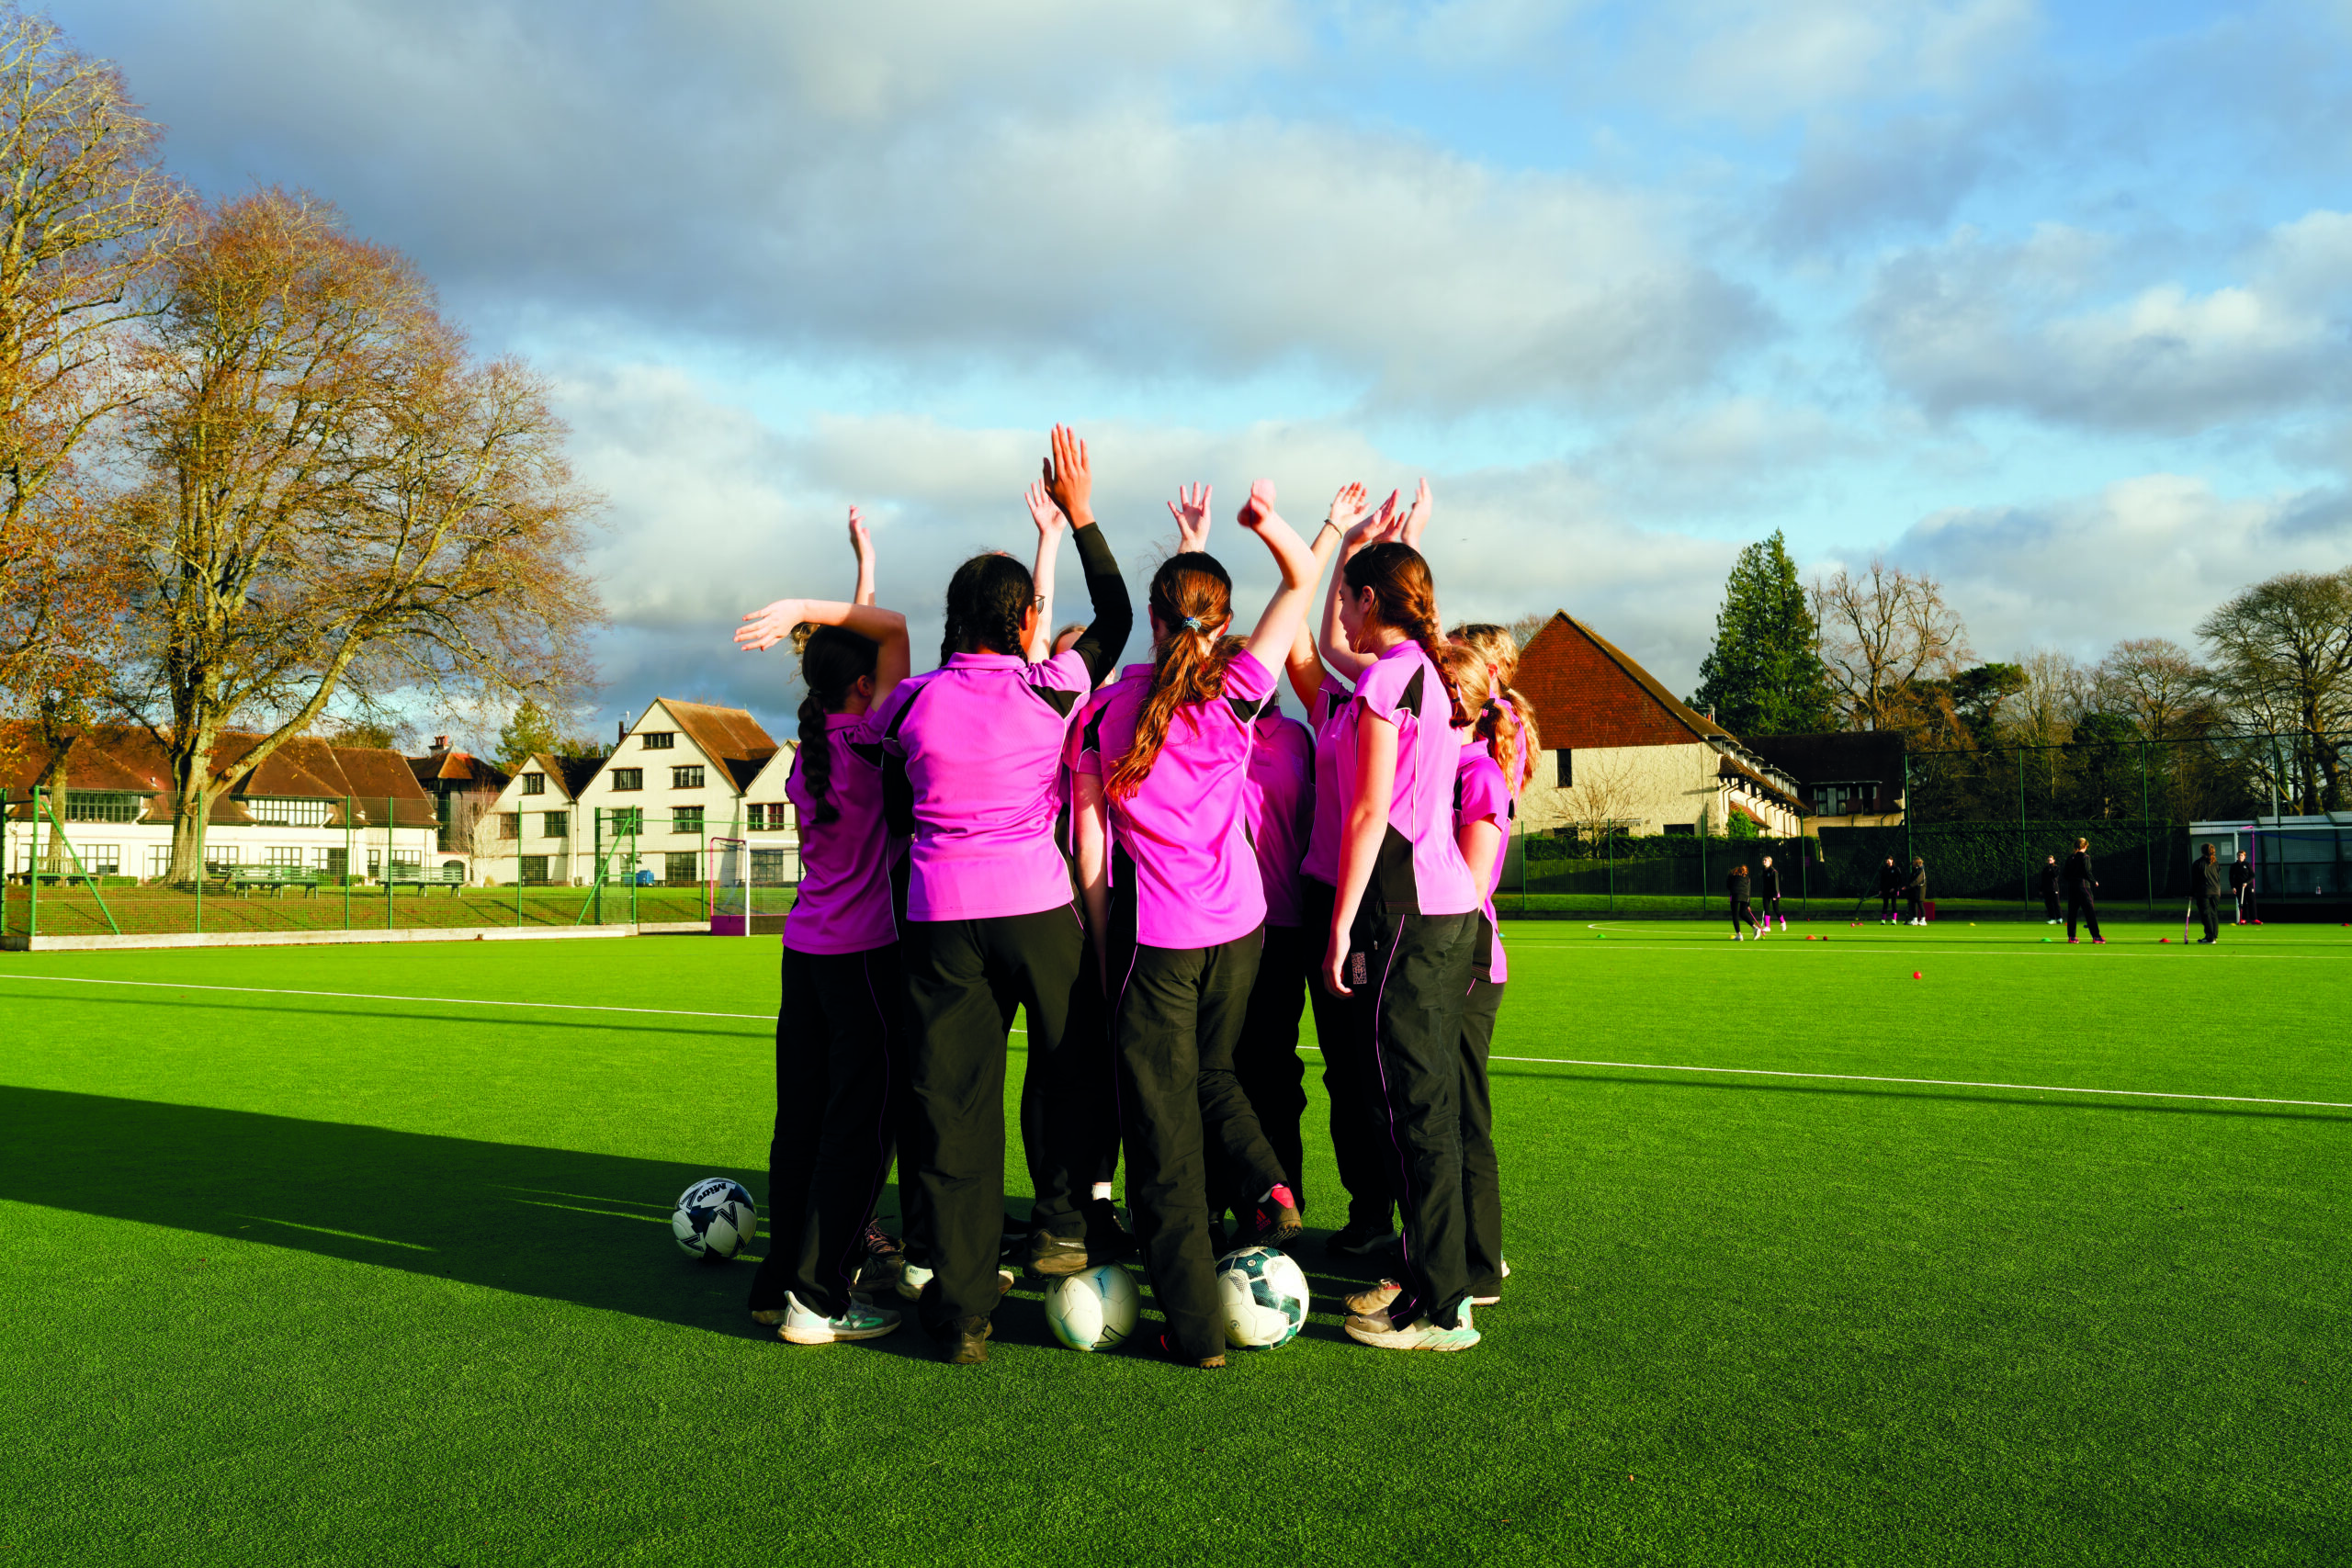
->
xmin=1108 ymin=553 xmax=1242 ymax=797
xmin=794 ymin=625 xmax=880 ymax=826
xmin=942 ymin=552 xmax=1035 ymax=663
xmin=1344 ymin=542 xmax=1461 ymax=722
xmin=1734 ymin=863 xmax=1749 ymax=876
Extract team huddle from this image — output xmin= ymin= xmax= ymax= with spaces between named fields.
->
xmin=731 ymin=426 xmax=1534 ymax=1365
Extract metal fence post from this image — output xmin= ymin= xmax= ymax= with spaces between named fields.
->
xmin=1 ymin=785 xmax=9 ymax=942
xmin=344 ymin=795 xmax=354 ymax=930
xmin=593 ymin=808 xmax=603 ymax=926
xmin=193 ymin=785 xmax=204 ymax=934
xmin=26 ymin=786 xmax=39 ymax=940
xmin=2141 ymin=740 xmax=2154 ymax=912
xmin=385 ymin=798 xmax=393 ymax=933
xmin=2017 ymin=747 xmax=2028 ymax=915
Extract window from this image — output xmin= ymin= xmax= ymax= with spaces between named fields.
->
xmin=672 ymin=765 xmax=705 ymax=790
xmin=62 ymin=792 xmax=140 ymax=823
xmin=497 ymin=813 xmax=521 ymax=840
xmin=607 ymin=807 xmax=643 ymax=836
xmin=1554 ymin=750 xmax=1573 ymax=789
xmin=609 ymin=768 xmax=642 ymax=792
xmin=1663 ymin=822 xmax=1695 ymax=836
xmin=389 ymin=852 xmax=423 ymax=875
xmin=541 ymin=812 xmax=569 ymax=838
xmin=246 ymin=796 xmax=333 ymax=827
xmin=639 ymin=731 xmax=675 ymax=750
xmin=208 ymin=847 xmax=243 ymax=870
xmin=145 ymin=846 xmax=172 ymax=881
xmin=521 ymin=773 xmax=546 ymax=795
xmin=664 ymin=851 xmax=700 ymax=885
xmin=265 ymin=846 xmax=305 ymax=867
xmin=747 ymin=802 xmax=771 ymax=830
xmin=751 ymin=848 xmax=790 ymax=884
xmin=520 ymin=854 xmax=550 ymax=884
xmin=316 ymin=848 xmax=347 ymax=875
xmin=78 ymin=844 xmax=121 ymax=875
xmin=673 ymin=806 xmax=705 ymax=835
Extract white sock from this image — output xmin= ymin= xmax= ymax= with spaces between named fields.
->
xmin=1090 ymin=1181 xmax=1113 ymax=1202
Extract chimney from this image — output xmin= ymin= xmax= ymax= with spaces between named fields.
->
xmin=430 ymin=735 xmax=449 ymax=753
xmin=616 ymin=716 xmax=627 ymax=744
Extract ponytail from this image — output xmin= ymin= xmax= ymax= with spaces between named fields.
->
xmin=793 ymin=625 xmax=881 ymax=826
xmin=1449 ymin=621 xmax=1538 ymax=793
xmin=1106 ymin=552 xmax=1240 ymax=797
xmin=1347 ymin=541 xmax=1463 ymax=728
xmin=1438 ymin=637 xmax=1542 ymax=797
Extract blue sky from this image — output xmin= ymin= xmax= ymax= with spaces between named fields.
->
xmin=67 ymin=0 xmax=2352 ymax=741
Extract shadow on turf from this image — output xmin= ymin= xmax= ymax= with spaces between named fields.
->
xmin=1490 ymin=1067 xmax=2352 ymax=1122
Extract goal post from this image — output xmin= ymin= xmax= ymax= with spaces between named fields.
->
xmin=707 ymin=836 xmax=797 ymax=935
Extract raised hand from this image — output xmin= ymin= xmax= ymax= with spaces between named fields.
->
xmin=847 ymin=505 xmax=876 ymax=605
xmin=1400 ymin=478 xmax=1432 ymax=546
xmin=1236 ymin=479 xmax=1278 ymax=531
xmin=1326 ymin=482 xmax=1368 ymax=533
xmin=1343 ymin=489 xmax=1401 ymax=553
xmin=1168 ymin=481 xmax=1212 ymax=552
xmin=1026 ymin=480 xmax=1068 ymax=543
xmin=1042 ymin=423 xmax=1092 ymax=524
xmin=735 ymin=597 xmax=808 ymax=652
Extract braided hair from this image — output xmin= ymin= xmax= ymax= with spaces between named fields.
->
xmin=1446 ymin=622 xmax=1541 ymax=795
xmin=793 ymin=625 xmax=880 ymax=826
xmin=1105 ymin=552 xmax=1242 ymax=798
xmin=1343 ymin=542 xmax=1464 ymax=726
xmin=941 ymin=552 xmax=1036 ymax=664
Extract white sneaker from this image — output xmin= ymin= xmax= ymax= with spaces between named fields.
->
xmin=895 ymin=1260 xmax=1013 ymax=1299
xmin=1345 ymin=1279 xmax=1402 ymax=1315
xmin=775 ymin=1291 xmax=899 ymax=1344
xmin=1346 ymin=1301 xmax=1478 ymax=1351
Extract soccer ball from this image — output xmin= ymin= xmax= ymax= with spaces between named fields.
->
xmin=1045 ymin=1262 xmax=1140 ymax=1351
xmin=671 ymin=1177 xmax=758 ymax=1260
xmin=1216 ymin=1246 xmax=1309 ymax=1349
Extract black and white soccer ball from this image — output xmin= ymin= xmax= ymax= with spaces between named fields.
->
xmin=1216 ymin=1245 xmax=1308 ymax=1349
xmin=671 ymin=1178 xmax=758 ymax=1261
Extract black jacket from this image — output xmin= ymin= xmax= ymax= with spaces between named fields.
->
xmin=1877 ymin=863 xmax=1903 ymax=894
xmin=1726 ymin=872 xmax=1751 ymax=903
xmin=1904 ymin=863 xmax=1927 ymax=897
xmin=2230 ymin=862 xmax=2256 ymax=892
xmin=2062 ymin=851 xmax=2095 ymax=891
xmin=2193 ymin=857 xmax=2225 ymax=897
xmin=2037 ymin=863 xmax=2059 ymax=896
xmin=1758 ymin=865 xmax=1782 ymax=898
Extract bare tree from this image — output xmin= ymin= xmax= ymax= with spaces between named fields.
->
xmin=1532 ymin=746 xmax=1645 ymax=846
xmin=0 ymin=9 xmax=181 ymax=730
xmin=1810 ymin=558 xmax=1971 ymax=732
xmin=1507 ymin=611 xmax=1553 ymax=651
xmin=2090 ymin=637 xmax=2212 ymax=741
xmin=109 ymin=191 xmax=603 ymax=880
xmin=2009 ymin=649 xmax=2088 ymax=749
xmin=2198 ymin=568 xmax=2352 ymax=812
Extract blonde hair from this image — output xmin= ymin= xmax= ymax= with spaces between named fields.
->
xmin=1444 ymin=624 xmax=1540 ymax=795
xmin=1437 ymin=640 xmax=1537 ymax=796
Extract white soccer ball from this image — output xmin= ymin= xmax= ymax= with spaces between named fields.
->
xmin=1045 ymin=1262 xmax=1140 ymax=1352
xmin=671 ymin=1177 xmax=758 ymax=1260
xmin=1216 ymin=1246 xmax=1309 ymax=1349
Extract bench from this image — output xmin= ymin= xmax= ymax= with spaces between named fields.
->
xmin=11 ymin=871 xmax=97 ymax=887
xmin=385 ymin=866 xmax=467 ymax=897
xmin=223 ymin=866 xmax=322 ymax=898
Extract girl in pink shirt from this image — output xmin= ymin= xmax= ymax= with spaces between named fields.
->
xmin=1069 ymin=479 xmax=1317 ymax=1367
xmin=731 ymin=513 xmax=913 ymax=1348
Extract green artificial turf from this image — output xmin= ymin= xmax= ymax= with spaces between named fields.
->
xmin=2 ymin=919 xmax=2347 ymax=1566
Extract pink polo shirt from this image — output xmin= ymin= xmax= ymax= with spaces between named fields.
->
xmin=1332 ymin=639 xmax=1478 ymax=918
xmin=1243 ymin=700 xmax=1314 ymax=930
xmin=1299 ymin=677 xmax=1353 ymax=889
xmin=1072 ymin=647 xmax=1279 ymax=949
xmin=1453 ymin=739 xmax=1512 ymax=983
xmin=783 ymin=713 xmax=898 ymax=954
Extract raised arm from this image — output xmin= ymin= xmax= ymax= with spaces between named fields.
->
xmin=1400 ymin=478 xmax=1431 ymax=547
xmin=733 ymin=598 xmax=912 ymax=710
xmin=1074 ymin=772 xmax=1111 ymax=982
xmin=1236 ymin=480 xmax=1318 ymax=668
xmin=1024 ymin=480 xmax=1067 ymax=661
xmin=1044 ymin=423 xmax=1133 ymax=684
xmin=847 ymin=506 xmax=876 ymax=606
xmin=1317 ymin=490 xmax=1402 ymax=682
xmin=1287 ymin=483 xmax=1363 ymax=710
xmin=1169 ymin=481 xmax=1212 ymax=555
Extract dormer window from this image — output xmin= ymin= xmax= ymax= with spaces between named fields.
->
xmin=521 ymin=773 xmax=546 ymax=795
xmin=639 ymin=732 xmax=675 ymax=750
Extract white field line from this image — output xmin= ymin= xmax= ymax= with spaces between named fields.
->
xmin=6 ymin=973 xmax=2335 ymax=1108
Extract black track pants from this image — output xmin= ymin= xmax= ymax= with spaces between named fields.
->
xmin=2065 ymin=888 xmax=2101 ymax=942
xmin=1762 ymin=896 xmax=1781 ymax=923
xmin=1880 ymin=895 xmax=1897 ymax=918
xmin=1355 ymin=908 xmax=1478 ymax=1331
xmin=901 ymin=904 xmax=1109 ymax=1335
xmin=1230 ymin=922 xmax=1309 ymax=1212
xmin=2195 ymin=895 xmax=2221 ymax=942
xmin=1906 ymin=893 xmax=1925 ymax=922
xmin=747 ymin=942 xmax=907 ymax=1320
xmin=1111 ymin=930 xmax=1283 ymax=1360
xmin=2042 ymin=892 xmax=2061 ymax=920
xmin=1730 ymin=899 xmax=1758 ymax=933
xmin=2236 ymin=886 xmax=2259 ymax=922
xmin=1457 ymin=966 xmax=1505 ymax=1299
xmin=1303 ymin=877 xmax=1390 ymax=1228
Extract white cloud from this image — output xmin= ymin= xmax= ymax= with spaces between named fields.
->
xmin=1864 ymin=213 xmax=2352 ymax=432
xmin=1642 ymin=0 xmax=2040 ymax=122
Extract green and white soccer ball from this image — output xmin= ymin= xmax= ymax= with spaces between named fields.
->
xmin=1216 ymin=1246 xmax=1309 ymax=1349
xmin=1045 ymin=1262 xmax=1140 ymax=1351
xmin=671 ymin=1178 xmax=758 ymax=1261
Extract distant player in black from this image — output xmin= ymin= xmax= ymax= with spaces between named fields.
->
xmin=1903 ymin=856 xmax=1928 ymax=926
xmin=1876 ymin=857 xmax=1902 ymax=923
xmin=1758 ymin=854 xmax=1785 ymax=931
xmin=1727 ymin=864 xmax=1760 ymax=940
xmin=2061 ymin=837 xmax=2102 ymax=944
xmin=2191 ymin=844 xmax=2224 ymax=943
xmin=2231 ymin=851 xmax=2260 ymax=925
xmin=2038 ymin=855 xmax=2061 ymax=923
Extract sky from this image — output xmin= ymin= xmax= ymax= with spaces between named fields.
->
xmin=64 ymin=0 xmax=2352 ymax=743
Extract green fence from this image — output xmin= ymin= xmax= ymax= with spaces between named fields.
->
xmin=0 ymin=793 xmax=786 ymax=942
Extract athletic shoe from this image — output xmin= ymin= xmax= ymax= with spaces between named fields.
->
xmin=939 ymin=1315 xmax=991 ymax=1366
xmin=1240 ymin=1184 xmax=1304 ymax=1248
xmin=1026 ymin=1230 xmax=1095 ymax=1277
xmin=1154 ymin=1330 xmax=1225 ymax=1370
xmin=2092 ymin=937 xmax=2107 ymax=945
xmin=2067 ymin=938 xmax=2079 ymax=944
xmin=1084 ymin=1196 xmax=1138 ymax=1262
xmin=1345 ymin=1304 xmax=1479 ymax=1352
xmin=894 ymin=1260 xmax=1013 ymax=1299
xmin=1345 ymin=1279 xmax=1402 ymax=1316
xmin=1327 ymin=1218 xmax=1396 ymax=1258
xmin=774 ymin=1292 xmax=900 ymax=1345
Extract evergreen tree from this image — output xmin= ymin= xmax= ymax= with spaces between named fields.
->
xmin=1689 ymin=531 xmax=1833 ymax=736
xmin=494 ymin=698 xmax=560 ymax=772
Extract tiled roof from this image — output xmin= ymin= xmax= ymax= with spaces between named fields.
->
xmin=1716 ymin=753 xmax=1807 ymax=816
xmin=0 ymin=722 xmax=434 ymax=825
xmin=519 ymin=751 xmax=606 ymax=802
xmin=408 ymin=750 xmax=510 ymax=790
xmin=1514 ymin=613 xmax=1730 ymax=750
xmin=656 ymin=699 xmax=779 ymax=772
